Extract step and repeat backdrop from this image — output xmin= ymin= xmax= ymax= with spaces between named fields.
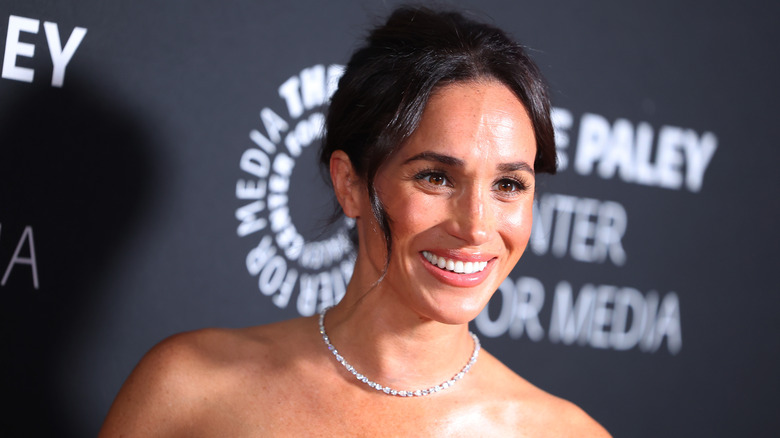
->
xmin=1 ymin=1 xmax=778 ymax=436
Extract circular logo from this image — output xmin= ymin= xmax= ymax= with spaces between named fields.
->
xmin=234 ymin=64 xmax=354 ymax=316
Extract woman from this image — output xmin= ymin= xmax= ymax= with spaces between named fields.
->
xmin=101 ymin=6 xmax=610 ymax=437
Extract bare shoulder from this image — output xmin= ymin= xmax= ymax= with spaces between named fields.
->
xmin=99 ymin=318 xmax=314 ymax=437
xmin=522 ymin=390 xmax=612 ymax=438
xmin=474 ymin=351 xmax=611 ymax=438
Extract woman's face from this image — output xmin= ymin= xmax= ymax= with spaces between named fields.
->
xmin=357 ymin=81 xmax=537 ymax=324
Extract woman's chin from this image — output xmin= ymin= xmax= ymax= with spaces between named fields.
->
xmin=411 ymin=274 xmax=501 ymax=325
xmin=412 ymin=295 xmax=490 ymax=326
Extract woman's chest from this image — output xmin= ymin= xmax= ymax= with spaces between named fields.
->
xmin=202 ymin=390 xmax=518 ymax=438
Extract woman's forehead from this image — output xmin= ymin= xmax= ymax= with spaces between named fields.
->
xmin=397 ymin=81 xmax=536 ymax=164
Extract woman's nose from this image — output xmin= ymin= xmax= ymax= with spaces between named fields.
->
xmin=449 ymin=186 xmax=493 ymax=245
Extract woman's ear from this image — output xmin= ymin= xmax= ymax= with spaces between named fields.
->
xmin=329 ymin=150 xmax=362 ymax=218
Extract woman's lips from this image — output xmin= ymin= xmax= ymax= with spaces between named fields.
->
xmin=421 ymin=250 xmax=488 ymax=274
xmin=419 ymin=250 xmax=495 ymax=287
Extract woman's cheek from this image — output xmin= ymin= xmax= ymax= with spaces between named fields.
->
xmin=502 ymin=201 xmax=533 ymax=242
xmin=389 ymin=194 xmax=430 ymax=240
xmin=406 ymin=191 xmax=442 ymax=222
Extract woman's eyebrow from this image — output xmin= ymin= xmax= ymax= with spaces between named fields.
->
xmin=497 ymin=161 xmax=535 ymax=175
xmin=403 ymin=151 xmax=535 ymax=175
xmin=403 ymin=151 xmax=463 ymax=167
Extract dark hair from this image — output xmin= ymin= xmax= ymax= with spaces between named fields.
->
xmin=320 ymin=5 xmax=556 ymax=262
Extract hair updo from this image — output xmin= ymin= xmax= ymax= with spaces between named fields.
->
xmin=320 ymin=5 xmax=556 ymax=257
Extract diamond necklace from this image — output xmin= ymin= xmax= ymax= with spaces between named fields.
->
xmin=318 ymin=306 xmax=480 ymax=397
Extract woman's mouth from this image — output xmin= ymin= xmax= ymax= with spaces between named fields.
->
xmin=421 ymin=251 xmax=488 ymax=274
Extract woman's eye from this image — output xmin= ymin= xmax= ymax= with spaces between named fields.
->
xmin=426 ymin=174 xmax=448 ymax=186
xmin=417 ymin=171 xmax=451 ymax=187
xmin=494 ymin=179 xmax=523 ymax=193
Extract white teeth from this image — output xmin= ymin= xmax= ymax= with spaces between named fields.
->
xmin=422 ymin=251 xmax=488 ymax=274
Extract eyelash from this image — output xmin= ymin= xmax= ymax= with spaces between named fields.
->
xmin=494 ymin=177 xmax=528 ymax=193
xmin=413 ymin=168 xmax=530 ymax=194
xmin=414 ymin=168 xmax=452 ymax=187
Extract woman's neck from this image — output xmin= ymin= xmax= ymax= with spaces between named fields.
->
xmin=321 ymin=270 xmax=477 ymax=391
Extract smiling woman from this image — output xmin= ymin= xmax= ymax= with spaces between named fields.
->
xmin=331 ymin=81 xmax=539 ymax=326
xmin=100 ymin=6 xmax=610 ymax=437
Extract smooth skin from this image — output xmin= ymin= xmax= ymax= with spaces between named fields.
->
xmin=99 ymin=81 xmax=610 ymax=437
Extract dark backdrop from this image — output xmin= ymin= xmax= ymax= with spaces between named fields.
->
xmin=1 ymin=1 xmax=778 ymax=436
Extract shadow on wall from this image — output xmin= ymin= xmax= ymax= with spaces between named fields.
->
xmin=0 ymin=76 xmax=158 ymax=437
